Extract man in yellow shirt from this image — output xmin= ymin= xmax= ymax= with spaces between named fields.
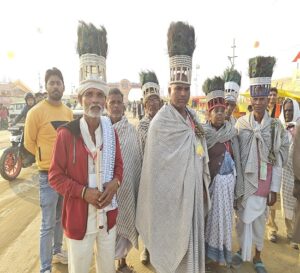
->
xmin=24 ymin=67 xmax=73 ymax=273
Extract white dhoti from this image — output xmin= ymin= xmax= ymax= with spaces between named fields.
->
xmin=236 ymin=195 xmax=268 ymax=261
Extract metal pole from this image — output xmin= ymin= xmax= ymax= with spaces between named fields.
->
xmin=228 ymin=39 xmax=238 ymax=68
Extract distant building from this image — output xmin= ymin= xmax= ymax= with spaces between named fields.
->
xmin=108 ymin=79 xmax=140 ymax=104
xmin=0 ymin=80 xmax=31 ymax=105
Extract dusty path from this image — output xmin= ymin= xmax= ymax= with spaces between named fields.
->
xmin=0 ymin=119 xmax=299 ymax=273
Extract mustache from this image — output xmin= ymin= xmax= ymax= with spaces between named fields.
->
xmin=89 ymin=104 xmax=103 ymax=111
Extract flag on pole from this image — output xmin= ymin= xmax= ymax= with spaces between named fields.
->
xmin=292 ymin=51 xmax=300 ymax=62
xmin=253 ymin=41 xmax=260 ymax=48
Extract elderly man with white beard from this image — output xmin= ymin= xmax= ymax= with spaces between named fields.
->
xmin=49 ymin=21 xmax=123 ymax=273
xmin=49 ymin=79 xmax=123 ymax=273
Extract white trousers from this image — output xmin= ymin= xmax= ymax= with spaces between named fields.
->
xmin=236 ymin=196 xmax=267 ymax=261
xmin=67 ymin=227 xmax=116 ymax=273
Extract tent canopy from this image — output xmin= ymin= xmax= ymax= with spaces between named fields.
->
xmin=240 ymin=88 xmax=300 ymax=101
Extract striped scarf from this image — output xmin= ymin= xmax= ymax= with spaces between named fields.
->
xmin=80 ymin=116 xmax=117 ymax=210
xmin=229 ymin=115 xmax=236 ymax=126
xmin=137 ymin=114 xmax=151 ymax=154
xmin=281 ymin=143 xmax=297 ymax=220
xmin=202 ymin=120 xmax=237 ymax=149
xmin=203 ymin=121 xmax=244 ymax=199
xmin=278 ymin=99 xmax=300 ymax=219
xmin=113 ymin=116 xmax=142 ymax=248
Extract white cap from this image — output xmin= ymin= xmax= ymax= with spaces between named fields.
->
xmin=77 ymin=79 xmax=108 ymax=97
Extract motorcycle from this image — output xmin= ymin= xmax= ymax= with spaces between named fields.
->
xmin=0 ymin=125 xmax=35 ymax=181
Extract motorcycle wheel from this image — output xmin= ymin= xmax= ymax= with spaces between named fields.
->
xmin=0 ymin=147 xmax=22 ymax=181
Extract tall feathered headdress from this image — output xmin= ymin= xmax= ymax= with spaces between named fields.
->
xmin=77 ymin=21 xmax=108 ymax=96
xmin=202 ymin=76 xmax=225 ymax=111
xmin=248 ymin=56 xmax=276 ymax=97
xmin=77 ymin=21 xmax=107 ymax=57
xmin=139 ymin=70 xmax=160 ymax=102
xmin=167 ymin=21 xmax=196 ymax=85
xmin=223 ymin=68 xmax=241 ymax=102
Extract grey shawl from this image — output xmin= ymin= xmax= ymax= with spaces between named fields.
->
xmin=137 ymin=114 xmax=151 ymax=154
xmin=202 ymin=120 xmax=237 ymax=149
xmin=113 ymin=116 xmax=142 ymax=248
xmin=278 ymin=98 xmax=300 ymax=219
xmin=292 ymin=124 xmax=300 ymax=243
xmin=202 ymin=121 xmax=243 ymax=199
xmin=235 ymin=111 xmax=289 ymax=206
xmin=281 ymin=143 xmax=297 ymax=220
xmin=136 ymin=105 xmax=210 ymax=273
xmin=229 ymin=115 xmax=237 ymax=126
xmin=293 ymin=123 xmax=300 ymax=180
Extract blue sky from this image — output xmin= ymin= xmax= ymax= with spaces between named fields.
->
xmin=0 ymin=0 xmax=299 ymax=98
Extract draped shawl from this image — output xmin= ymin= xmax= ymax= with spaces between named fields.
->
xmin=229 ymin=115 xmax=236 ymax=126
xmin=202 ymin=120 xmax=243 ymax=199
xmin=279 ymin=98 xmax=300 ymax=131
xmin=113 ymin=116 xmax=142 ymax=248
xmin=137 ymin=114 xmax=151 ymax=154
xmin=278 ymin=98 xmax=300 ymax=219
xmin=136 ymin=105 xmax=210 ymax=273
xmin=203 ymin=121 xmax=237 ymax=150
xmin=235 ymin=111 xmax=289 ymax=207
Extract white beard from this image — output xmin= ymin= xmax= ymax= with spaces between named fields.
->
xmin=84 ymin=105 xmax=104 ymax=118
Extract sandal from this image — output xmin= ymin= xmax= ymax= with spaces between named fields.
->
xmin=117 ymin=264 xmax=136 ymax=273
xmin=268 ymin=233 xmax=277 ymax=243
xmin=231 ymin=251 xmax=243 ymax=269
xmin=253 ymin=259 xmax=267 ymax=273
xmin=291 ymin=242 xmax=299 ymax=250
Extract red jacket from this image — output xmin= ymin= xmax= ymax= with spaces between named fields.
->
xmin=49 ymin=118 xmax=123 ymax=240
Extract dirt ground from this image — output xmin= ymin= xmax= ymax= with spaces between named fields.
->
xmin=0 ymin=116 xmax=299 ymax=273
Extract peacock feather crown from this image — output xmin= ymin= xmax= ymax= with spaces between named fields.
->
xmin=167 ymin=21 xmax=196 ymax=85
xmin=223 ymin=68 xmax=241 ymax=102
xmin=139 ymin=70 xmax=160 ymax=102
xmin=248 ymin=56 xmax=276 ymax=97
xmin=202 ymin=76 xmax=225 ymax=111
xmin=77 ymin=21 xmax=108 ymax=96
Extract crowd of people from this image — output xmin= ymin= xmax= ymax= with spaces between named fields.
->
xmin=0 ymin=91 xmax=46 ymax=130
xmin=0 ymin=90 xmax=76 ymax=132
xmin=10 ymin=20 xmax=299 ymax=273
xmin=127 ymin=99 xmax=145 ymax=120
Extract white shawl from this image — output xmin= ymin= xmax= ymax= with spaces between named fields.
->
xmin=278 ymin=98 xmax=300 ymax=219
xmin=236 ymin=111 xmax=289 ymax=206
xmin=136 ymin=105 xmax=210 ymax=273
xmin=80 ymin=116 xmax=117 ymax=222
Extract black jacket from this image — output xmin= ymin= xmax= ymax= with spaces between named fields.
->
xmin=13 ymin=104 xmax=34 ymax=125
